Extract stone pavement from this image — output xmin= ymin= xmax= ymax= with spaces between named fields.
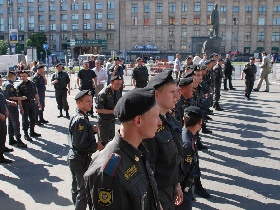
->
xmin=1 ymin=74 xmax=280 ymax=210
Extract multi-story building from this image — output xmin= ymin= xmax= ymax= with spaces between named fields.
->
xmin=0 ymin=0 xmax=280 ymax=61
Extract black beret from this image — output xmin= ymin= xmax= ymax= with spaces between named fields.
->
xmin=147 ymin=71 xmax=175 ymax=89
xmin=174 ymin=78 xmax=180 ymax=86
xmin=136 ymin=57 xmax=142 ymax=62
xmin=183 ymin=70 xmax=195 ymax=78
xmin=56 ymin=63 xmax=62 ymax=67
xmin=204 ymin=60 xmax=212 ymax=65
xmin=187 ymin=56 xmax=192 ymax=60
xmin=110 ymin=75 xmax=122 ymax=82
xmin=209 ymin=54 xmax=214 ymax=59
xmin=184 ymin=106 xmax=204 ymax=118
xmin=8 ymin=71 xmax=16 ymax=75
xmin=250 ymin=57 xmax=255 ymax=60
xmin=200 ymin=65 xmax=207 ymax=70
xmin=19 ymin=70 xmax=28 ymax=74
xmin=186 ymin=65 xmax=194 ymax=69
xmin=179 ymin=77 xmax=193 ymax=87
xmin=114 ymin=87 xmax=156 ymax=122
xmin=74 ymin=90 xmax=92 ymax=100
xmin=37 ymin=65 xmax=45 ymax=69
xmin=114 ymin=57 xmax=120 ymax=61
xmin=218 ymin=57 xmax=224 ymax=61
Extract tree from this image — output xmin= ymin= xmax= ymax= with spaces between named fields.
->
xmin=0 ymin=40 xmax=8 ymax=55
xmin=26 ymin=32 xmax=48 ymax=59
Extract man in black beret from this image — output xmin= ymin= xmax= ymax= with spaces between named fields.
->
xmin=51 ymin=62 xmax=71 ymax=118
xmin=95 ymin=75 xmax=122 ymax=145
xmin=109 ymin=57 xmax=125 ymax=96
xmin=84 ymin=87 xmax=162 ymax=210
xmin=224 ymin=53 xmax=236 ymax=90
xmin=213 ymin=57 xmax=224 ymax=111
xmin=243 ymin=57 xmax=257 ymax=100
xmin=146 ymin=71 xmax=184 ymax=209
xmin=132 ymin=57 xmax=149 ymax=88
xmin=68 ymin=90 xmax=104 ymax=210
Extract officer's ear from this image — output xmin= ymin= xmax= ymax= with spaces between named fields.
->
xmin=132 ymin=116 xmax=141 ymax=127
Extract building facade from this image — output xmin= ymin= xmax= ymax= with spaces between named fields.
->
xmin=0 ymin=0 xmax=280 ymax=61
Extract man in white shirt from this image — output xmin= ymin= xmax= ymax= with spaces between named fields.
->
xmin=173 ymin=53 xmax=182 ymax=79
xmin=199 ymin=54 xmax=207 ymax=65
xmin=105 ymin=58 xmax=113 ymax=85
xmin=193 ymin=54 xmax=202 ymax=65
xmin=93 ymin=60 xmax=108 ymax=97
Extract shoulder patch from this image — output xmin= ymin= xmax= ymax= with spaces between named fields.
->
xmin=98 ymin=188 xmax=113 ymax=206
xmin=78 ymin=124 xmax=84 ymax=132
xmin=103 ymin=153 xmax=122 ymax=176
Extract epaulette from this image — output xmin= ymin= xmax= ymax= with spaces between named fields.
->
xmin=102 ymin=153 xmax=122 ymax=176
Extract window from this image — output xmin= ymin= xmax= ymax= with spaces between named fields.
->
xmin=245 ymin=32 xmax=251 ymax=42
xmin=182 ymin=3 xmax=187 ymax=12
xmin=182 ymin=29 xmax=187 ymax=38
xmin=95 ymin=13 xmax=102 ymax=20
xmin=61 ymin=34 xmax=68 ymax=40
xmin=28 ymin=6 xmax=34 ymax=12
xmin=144 ymin=18 xmax=150 ymax=26
xmin=83 ymin=33 xmax=88 ymax=39
xmin=207 ymin=3 xmax=214 ymax=12
xmin=27 ymin=0 xmax=34 ymax=2
xmin=233 ymin=6 xmax=239 ymax=12
xmin=156 ymin=18 xmax=162 ymax=25
xmin=50 ymin=34 xmax=56 ymax=41
xmin=18 ymin=16 xmax=24 ymax=31
xmin=107 ymin=2 xmax=114 ymax=9
xmin=132 ymin=4 xmax=138 ymax=14
xmin=169 ymin=28 xmax=175 ymax=37
xmin=194 ymin=18 xmax=200 ymax=25
xmin=28 ymin=15 xmax=34 ymax=31
xmin=61 ymin=24 xmax=67 ymax=31
xmin=273 ymin=18 xmax=280 ymax=25
xmin=220 ymin=18 xmax=226 ymax=25
xmin=83 ymin=3 xmax=90 ymax=10
xmin=182 ymin=17 xmax=187 ymax=25
xmin=72 ymin=24 xmax=78 ymax=30
xmin=157 ymin=3 xmax=162 ymax=13
xmin=274 ymin=5 xmax=280 ymax=12
xmin=258 ymin=32 xmax=265 ymax=41
xmin=95 ymin=2 xmax=102 ymax=10
xmin=169 ymin=17 xmax=175 ymax=25
xmin=8 ymin=7 xmax=12 ymax=14
xmin=233 ymin=18 xmax=238 ymax=25
xmin=72 ymin=14 xmax=78 ymax=20
xmin=83 ymin=23 xmax=90 ymax=30
xmin=272 ymin=32 xmax=280 ymax=41
xmin=259 ymin=6 xmax=266 ymax=12
xmin=61 ymin=4 xmax=67 ymax=11
xmin=50 ymin=24 xmax=56 ymax=31
xmin=83 ymin=14 xmax=90 ymax=20
xmin=194 ymin=3 xmax=200 ymax=12
xmin=50 ymin=5 xmax=56 ymax=11
xmin=95 ymin=33 xmax=100 ymax=40
xmin=18 ymin=6 xmax=23 ymax=13
xmin=49 ymin=15 xmax=56 ymax=21
xmin=144 ymin=4 xmax=150 ymax=13
xmin=0 ymin=17 xmax=4 ymax=31
xmin=132 ymin=17 xmax=137 ymax=26
xmin=8 ymin=17 xmax=12 ymax=28
xmin=221 ymin=32 xmax=226 ymax=41
xmin=170 ymin=3 xmax=175 ymax=13
xmin=38 ymin=0 xmax=44 ymax=2
xmin=96 ymin=23 xmax=102 ymax=30
xmin=245 ymin=6 xmax=252 ymax=12
xmin=107 ymin=13 xmax=114 ymax=19
xmin=245 ymin=18 xmax=252 ymax=25
xmin=258 ymin=17 xmax=265 ymax=25
xmin=107 ymin=22 xmax=114 ymax=29
xmin=181 ymin=41 xmax=187 ymax=50
xmin=244 ymin=47 xmax=250 ymax=54
xmin=207 ymin=16 xmax=211 ymax=25
xmin=18 ymin=0 xmax=23 ymax=3
xmin=38 ymin=5 xmax=44 ymax=12
xmin=169 ymin=42 xmax=174 ymax=50
xmin=107 ymin=33 xmax=113 ymax=40
xmin=39 ymin=15 xmax=44 ymax=22
xmin=194 ymin=29 xmax=200 ymax=37
xmin=71 ymin=4 xmax=78 ymax=10
xmin=220 ymin=6 xmax=226 ymax=12
xmin=39 ymin=25 xmax=45 ymax=31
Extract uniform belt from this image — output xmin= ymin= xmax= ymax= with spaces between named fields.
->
xmin=23 ymin=98 xmax=35 ymax=102
xmin=72 ymin=148 xmax=90 ymax=157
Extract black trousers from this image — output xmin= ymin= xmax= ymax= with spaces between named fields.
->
xmin=245 ymin=77 xmax=255 ymax=97
xmin=22 ymin=101 xmax=36 ymax=132
xmin=214 ymin=80 xmax=221 ymax=103
xmin=97 ymin=117 xmax=115 ymax=145
xmin=55 ymin=89 xmax=69 ymax=111
xmin=7 ymin=105 xmax=21 ymax=139
xmin=0 ymin=121 xmax=7 ymax=154
xmin=36 ymin=91 xmax=45 ymax=120
xmin=224 ymin=74 xmax=233 ymax=89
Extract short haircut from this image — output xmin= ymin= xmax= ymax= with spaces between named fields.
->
xmin=184 ymin=113 xmax=202 ymax=127
xmin=262 ymin=52 xmax=267 ymax=56
xmin=108 ymin=58 xmax=113 ymax=62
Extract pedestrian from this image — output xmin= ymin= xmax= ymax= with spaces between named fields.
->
xmin=68 ymin=90 xmax=104 ymax=210
xmin=145 ymin=71 xmax=184 ymax=210
xmin=199 ymin=54 xmax=207 ymax=66
xmin=2 ymin=72 xmax=27 ymax=148
xmin=84 ymin=87 xmax=162 ymax=210
xmin=192 ymin=54 xmax=202 ymax=65
xmin=68 ymin=59 xmax=74 ymax=73
xmin=51 ymin=63 xmax=71 ymax=118
xmin=213 ymin=57 xmax=224 ymax=111
xmin=243 ymin=57 xmax=257 ymax=100
xmin=105 ymin=58 xmax=113 ymax=85
xmin=17 ymin=70 xmax=42 ymax=141
xmin=88 ymin=55 xmax=95 ymax=69
xmin=109 ymin=57 xmax=125 ymax=95
xmin=93 ymin=60 xmax=108 ymax=97
xmin=173 ymin=53 xmax=182 ymax=79
xmin=33 ymin=65 xmax=48 ymax=125
xmin=132 ymin=57 xmax=149 ymax=88
xmin=223 ymin=54 xmax=236 ymax=90
xmin=254 ymin=52 xmax=270 ymax=92
xmin=95 ymin=76 xmax=122 ymax=145
xmin=76 ymin=61 xmax=97 ymax=118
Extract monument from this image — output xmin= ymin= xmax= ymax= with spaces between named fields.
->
xmin=202 ymin=3 xmax=222 ymax=55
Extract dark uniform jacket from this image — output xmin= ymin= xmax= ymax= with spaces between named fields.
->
xmin=175 ymin=96 xmax=195 ymax=127
xmin=16 ymin=80 xmax=37 ymax=101
xmin=214 ymin=63 xmax=223 ymax=82
xmin=51 ymin=71 xmax=70 ymax=90
xmin=132 ymin=65 xmax=149 ymax=88
xmin=144 ymin=113 xmax=184 ymax=189
xmin=78 ymin=69 xmax=97 ymax=90
xmin=243 ymin=63 xmax=257 ymax=78
xmin=84 ymin=133 xmax=161 ymax=210
xmin=95 ymin=85 xmax=121 ymax=119
xmin=68 ymin=109 xmax=98 ymax=160
xmin=2 ymin=80 xmax=18 ymax=103
xmin=109 ymin=65 xmax=124 ymax=78
xmin=0 ymin=88 xmax=6 ymax=116
xmin=33 ymin=73 xmax=46 ymax=93
xmin=224 ymin=58 xmax=234 ymax=75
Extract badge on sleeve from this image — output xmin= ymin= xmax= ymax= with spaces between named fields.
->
xmin=98 ymin=188 xmax=113 ymax=206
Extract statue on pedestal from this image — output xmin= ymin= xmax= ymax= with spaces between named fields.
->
xmin=210 ymin=4 xmax=219 ymax=38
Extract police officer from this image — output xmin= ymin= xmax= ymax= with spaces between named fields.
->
xmin=145 ymin=71 xmax=184 ymax=210
xmin=33 ymin=65 xmax=48 ymax=125
xmin=132 ymin=57 xmax=149 ymax=88
xmin=224 ymin=54 xmax=236 ymax=90
xmin=176 ymin=106 xmax=203 ymax=210
xmin=76 ymin=61 xmax=97 ymax=118
xmin=2 ymin=72 xmax=27 ymax=148
xmin=213 ymin=57 xmax=224 ymax=111
xmin=84 ymin=87 xmax=162 ymax=210
xmin=17 ymin=70 xmax=42 ymax=141
xmin=243 ymin=57 xmax=257 ymax=100
xmin=109 ymin=57 xmax=125 ymax=95
xmin=95 ymin=76 xmax=122 ymax=145
xmin=68 ymin=90 xmax=104 ymax=210
xmin=51 ymin=63 xmax=70 ymax=118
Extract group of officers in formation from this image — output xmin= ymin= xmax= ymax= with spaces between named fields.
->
xmin=0 ymin=51 xmax=271 ymax=210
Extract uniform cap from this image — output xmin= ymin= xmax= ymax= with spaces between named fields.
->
xmin=184 ymin=106 xmax=204 ymax=118
xmin=74 ymin=90 xmax=92 ymax=100
xmin=218 ymin=57 xmax=224 ymax=61
xmin=183 ymin=70 xmax=195 ymax=78
xmin=147 ymin=71 xmax=174 ymax=89
xmin=114 ymin=87 xmax=156 ymax=122
xmin=250 ymin=57 xmax=255 ymax=60
xmin=37 ymin=65 xmax=45 ymax=69
xmin=114 ymin=57 xmax=120 ymax=61
xmin=136 ymin=57 xmax=142 ymax=62
xmin=179 ymin=77 xmax=193 ymax=87
xmin=186 ymin=56 xmax=192 ymax=60
xmin=200 ymin=65 xmax=207 ymax=70
xmin=19 ymin=70 xmax=28 ymax=74
xmin=110 ymin=75 xmax=122 ymax=82
xmin=204 ymin=60 xmax=212 ymax=65
xmin=8 ymin=71 xmax=16 ymax=75
xmin=56 ymin=63 xmax=62 ymax=67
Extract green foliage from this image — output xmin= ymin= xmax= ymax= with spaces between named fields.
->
xmin=26 ymin=32 xmax=48 ymax=59
xmin=0 ymin=40 xmax=8 ymax=55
